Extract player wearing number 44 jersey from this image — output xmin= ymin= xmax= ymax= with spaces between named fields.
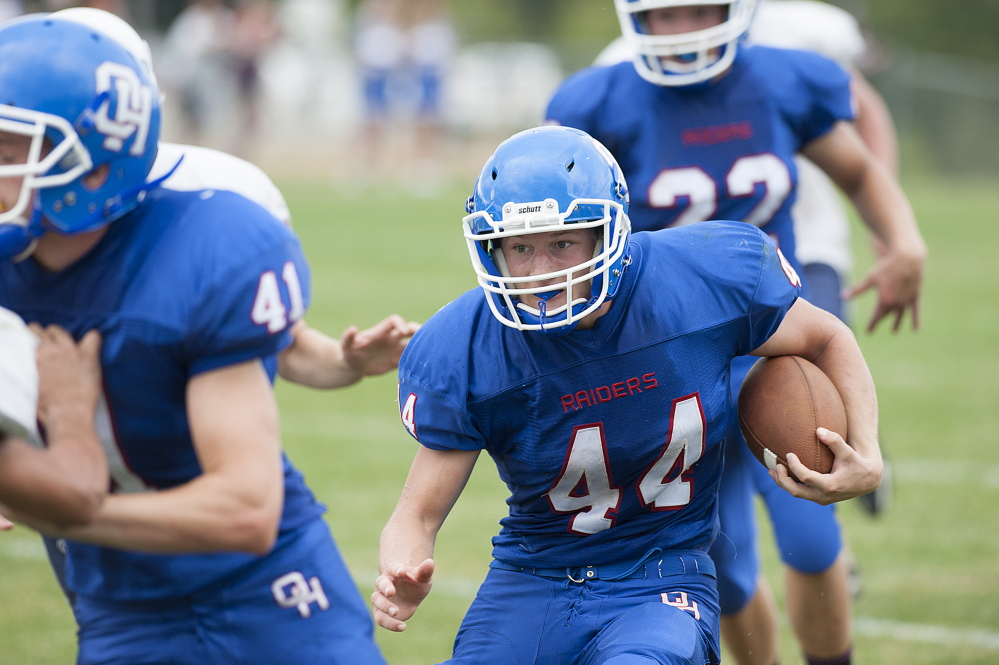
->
xmin=0 ymin=14 xmax=385 ymax=665
xmin=372 ymin=126 xmax=882 ymax=665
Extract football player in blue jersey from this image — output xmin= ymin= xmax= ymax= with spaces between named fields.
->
xmin=0 ymin=14 xmax=386 ymax=665
xmin=0 ymin=312 xmax=107 ymax=527
xmin=545 ymin=3 xmax=927 ymax=665
xmin=370 ymin=126 xmax=882 ymax=665
xmin=11 ymin=5 xmax=418 ymax=617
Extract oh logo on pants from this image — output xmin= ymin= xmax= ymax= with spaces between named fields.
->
xmin=271 ymin=571 xmax=330 ymax=618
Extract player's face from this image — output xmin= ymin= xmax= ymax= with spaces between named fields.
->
xmin=642 ymin=5 xmax=728 ymax=35
xmin=499 ymin=228 xmax=598 ymax=311
xmin=0 ymin=131 xmax=32 ymax=214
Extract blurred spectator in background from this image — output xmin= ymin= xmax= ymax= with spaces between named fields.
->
xmin=161 ymin=0 xmax=235 ymax=148
xmin=351 ymin=0 xmax=457 ymax=188
xmin=231 ymin=0 xmax=280 ymax=156
xmin=406 ymin=0 xmax=457 ymax=186
xmin=353 ymin=0 xmax=406 ymax=181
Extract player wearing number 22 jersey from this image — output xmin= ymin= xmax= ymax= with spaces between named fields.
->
xmin=545 ymin=45 xmax=854 ymax=277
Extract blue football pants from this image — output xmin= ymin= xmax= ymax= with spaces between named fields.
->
xmin=709 ymin=262 xmax=845 ymax=615
xmin=69 ymin=519 xmax=385 ymax=665
xmin=444 ymin=560 xmax=721 ymax=665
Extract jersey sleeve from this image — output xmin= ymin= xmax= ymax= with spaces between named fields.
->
xmin=182 ymin=198 xmax=312 ymax=377
xmin=0 ymin=308 xmax=41 ymax=446
xmin=396 ymin=303 xmax=488 ymax=452
xmin=780 ymin=49 xmax=856 ymax=147
xmin=743 ymin=233 xmax=802 ymax=354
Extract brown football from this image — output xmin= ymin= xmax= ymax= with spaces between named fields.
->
xmin=738 ymin=355 xmax=847 ymax=482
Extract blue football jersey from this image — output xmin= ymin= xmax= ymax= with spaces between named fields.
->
xmin=0 ymin=188 xmax=324 ymax=601
xmin=397 ymin=222 xmax=801 ymax=568
xmin=545 ymin=46 xmax=854 ymax=273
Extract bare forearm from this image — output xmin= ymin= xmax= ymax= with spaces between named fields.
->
xmin=849 ymin=164 xmax=924 ymax=258
xmin=41 ymin=472 xmax=282 ymax=555
xmin=379 ymin=506 xmax=441 ymax=574
xmin=279 ymin=327 xmax=361 ymax=389
xmin=0 ymin=430 xmax=106 ymax=525
xmin=802 ymin=326 xmax=880 ymax=462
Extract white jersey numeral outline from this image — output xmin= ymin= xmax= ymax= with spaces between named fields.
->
xmin=637 ymin=394 xmax=706 ymax=510
xmin=648 ymin=153 xmax=792 ymax=228
xmin=547 ymin=393 xmax=706 ymax=534
xmin=251 ymin=261 xmax=305 ymax=333
xmin=548 ymin=424 xmax=622 ymax=535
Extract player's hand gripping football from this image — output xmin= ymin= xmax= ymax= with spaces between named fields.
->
xmin=843 ymin=235 xmax=926 ymax=333
xmin=371 ymin=558 xmax=435 ymax=632
xmin=769 ymin=427 xmax=883 ymax=506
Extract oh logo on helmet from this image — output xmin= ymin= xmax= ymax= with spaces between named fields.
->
xmin=91 ymin=61 xmax=153 ymax=157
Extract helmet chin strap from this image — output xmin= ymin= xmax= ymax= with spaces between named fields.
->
xmin=535 ymin=290 xmax=562 ymax=332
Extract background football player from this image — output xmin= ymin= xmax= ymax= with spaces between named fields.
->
xmin=545 ymin=1 xmax=926 ymax=664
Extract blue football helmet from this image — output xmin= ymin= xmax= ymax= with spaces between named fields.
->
xmin=615 ymin=0 xmax=759 ymax=86
xmin=463 ymin=126 xmax=631 ymax=334
xmin=0 ymin=14 xmax=160 ymax=261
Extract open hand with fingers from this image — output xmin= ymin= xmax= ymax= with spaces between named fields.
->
xmin=371 ymin=558 xmax=435 ymax=632
xmin=342 ymin=314 xmax=421 ymax=378
xmin=843 ymin=239 xmax=926 ymax=333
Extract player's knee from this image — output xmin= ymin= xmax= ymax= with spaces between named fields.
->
xmin=716 ymin=569 xmax=756 ymax=615
xmin=779 ymin=538 xmax=841 ymax=574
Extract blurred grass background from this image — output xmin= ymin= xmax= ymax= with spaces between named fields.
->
xmin=1 ymin=173 xmax=997 ymax=664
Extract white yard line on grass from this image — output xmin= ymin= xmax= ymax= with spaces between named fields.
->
xmin=855 ymin=616 xmax=999 ymax=651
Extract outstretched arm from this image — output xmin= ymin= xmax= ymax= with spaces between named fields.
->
xmin=751 ymin=298 xmax=881 ymax=504
xmin=802 ymin=121 xmax=927 ymax=333
xmin=278 ymin=315 xmax=421 ymax=389
xmin=0 ymin=326 xmax=107 ymax=526
xmin=372 ymin=446 xmax=479 ymax=632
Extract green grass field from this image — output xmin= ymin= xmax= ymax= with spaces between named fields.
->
xmin=1 ymin=172 xmax=997 ymax=664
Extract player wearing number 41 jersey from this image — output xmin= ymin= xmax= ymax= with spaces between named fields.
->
xmin=372 ymin=126 xmax=882 ymax=665
xmin=0 ymin=14 xmax=384 ymax=665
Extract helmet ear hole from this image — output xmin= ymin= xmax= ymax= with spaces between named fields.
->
xmin=81 ymin=164 xmax=110 ymax=192
xmin=566 ymin=159 xmax=575 ymax=173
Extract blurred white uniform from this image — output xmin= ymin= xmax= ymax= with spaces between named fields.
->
xmin=151 ymin=142 xmax=292 ymax=226
xmin=749 ymin=0 xmax=865 ymax=278
xmin=0 ymin=307 xmax=40 ymax=447
xmin=593 ymin=0 xmax=865 ymax=278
